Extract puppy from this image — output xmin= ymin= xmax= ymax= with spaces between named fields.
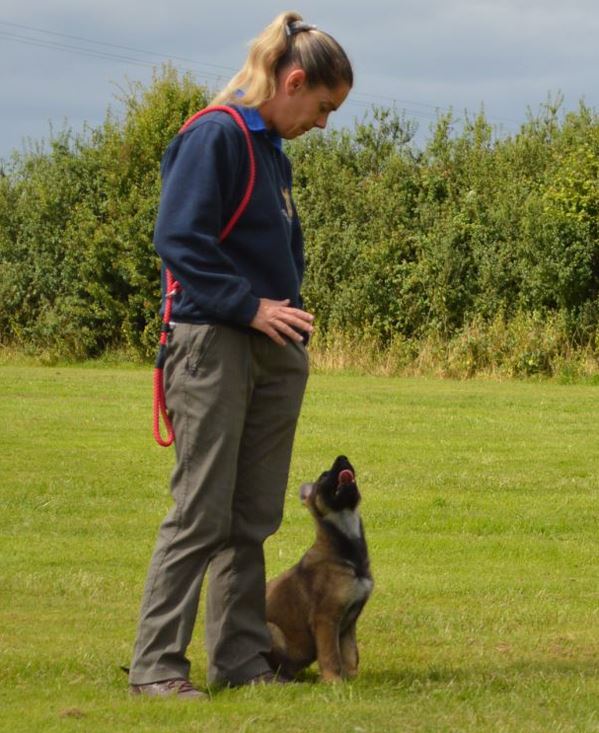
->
xmin=266 ymin=455 xmax=373 ymax=682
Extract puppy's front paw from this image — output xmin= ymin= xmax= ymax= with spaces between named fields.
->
xmin=321 ymin=671 xmax=344 ymax=683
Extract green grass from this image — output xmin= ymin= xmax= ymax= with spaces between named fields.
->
xmin=1 ymin=364 xmax=598 ymax=732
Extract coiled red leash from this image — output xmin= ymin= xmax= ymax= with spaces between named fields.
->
xmin=152 ymin=106 xmax=256 ymax=447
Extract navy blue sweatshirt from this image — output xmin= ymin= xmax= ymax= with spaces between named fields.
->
xmin=154 ymin=105 xmax=305 ymax=327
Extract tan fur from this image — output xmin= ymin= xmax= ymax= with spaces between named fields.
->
xmin=266 ymin=460 xmax=372 ymax=682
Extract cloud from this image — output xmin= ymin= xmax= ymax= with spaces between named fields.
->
xmin=1 ymin=0 xmax=598 ymax=157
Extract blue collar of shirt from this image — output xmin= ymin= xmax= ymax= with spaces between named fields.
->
xmin=234 ymin=105 xmax=282 ymax=151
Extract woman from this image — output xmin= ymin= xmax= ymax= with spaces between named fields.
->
xmin=129 ymin=11 xmax=353 ymax=698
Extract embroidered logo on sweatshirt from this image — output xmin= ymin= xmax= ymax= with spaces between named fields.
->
xmin=281 ymin=187 xmax=294 ymax=223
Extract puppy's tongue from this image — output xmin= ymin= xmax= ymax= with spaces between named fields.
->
xmin=338 ymin=469 xmax=354 ymax=485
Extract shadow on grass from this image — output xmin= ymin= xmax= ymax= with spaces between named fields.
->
xmin=358 ymin=658 xmax=598 ymax=691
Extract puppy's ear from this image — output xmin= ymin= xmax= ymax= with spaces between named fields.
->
xmin=299 ymin=482 xmax=315 ymax=504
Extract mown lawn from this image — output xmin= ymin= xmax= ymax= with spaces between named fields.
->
xmin=1 ymin=364 xmax=598 ymax=732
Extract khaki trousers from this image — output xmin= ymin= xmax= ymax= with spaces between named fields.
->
xmin=129 ymin=324 xmax=308 ymax=686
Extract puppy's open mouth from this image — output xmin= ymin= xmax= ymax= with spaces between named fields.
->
xmin=335 ymin=469 xmax=355 ymax=497
xmin=338 ymin=469 xmax=354 ymax=485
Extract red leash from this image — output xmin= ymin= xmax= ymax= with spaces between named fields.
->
xmin=153 ymin=105 xmax=256 ymax=447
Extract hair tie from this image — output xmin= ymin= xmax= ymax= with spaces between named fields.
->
xmin=286 ymin=21 xmax=317 ymax=38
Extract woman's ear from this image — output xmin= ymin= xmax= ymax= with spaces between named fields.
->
xmin=283 ymin=67 xmax=307 ymax=95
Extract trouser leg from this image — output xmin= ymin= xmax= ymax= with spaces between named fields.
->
xmin=205 ymin=336 xmax=309 ymax=686
xmin=129 ymin=324 xmax=252 ymax=685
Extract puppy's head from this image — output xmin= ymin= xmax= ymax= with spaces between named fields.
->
xmin=299 ymin=455 xmax=360 ymax=518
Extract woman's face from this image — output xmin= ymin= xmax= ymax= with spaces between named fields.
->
xmin=262 ymin=69 xmax=351 ymax=139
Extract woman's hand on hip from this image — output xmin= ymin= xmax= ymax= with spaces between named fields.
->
xmin=250 ymin=298 xmax=314 ymax=346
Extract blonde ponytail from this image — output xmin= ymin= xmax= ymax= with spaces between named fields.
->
xmin=212 ymin=11 xmax=353 ymax=107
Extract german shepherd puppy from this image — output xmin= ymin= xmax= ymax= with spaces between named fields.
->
xmin=266 ymin=456 xmax=373 ymax=682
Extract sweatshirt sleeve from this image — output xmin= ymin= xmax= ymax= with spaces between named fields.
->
xmin=154 ymin=118 xmax=260 ymax=325
xmin=287 ymin=160 xmax=306 ymax=309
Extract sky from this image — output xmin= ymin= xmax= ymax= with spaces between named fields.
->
xmin=1 ymin=0 xmax=598 ymax=160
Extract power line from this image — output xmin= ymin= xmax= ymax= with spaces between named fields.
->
xmin=0 ymin=23 xmax=231 ymax=89
xmin=0 ymin=28 xmax=451 ymax=123
xmin=0 ymin=19 xmax=451 ymax=114
xmin=349 ymin=90 xmax=520 ymax=127
xmin=0 ymin=20 xmax=236 ymax=73
xmin=0 ymin=18 xmax=520 ymax=130
xmin=0 ymin=31 xmax=162 ymax=70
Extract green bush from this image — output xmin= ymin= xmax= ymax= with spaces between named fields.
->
xmin=0 ymin=66 xmax=207 ymax=359
xmin=0 ymin=70 xmax=598 ymax=376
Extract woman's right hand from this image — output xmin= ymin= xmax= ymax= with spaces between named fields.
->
xmin=250 ymin=298 xmax=314 ymax=346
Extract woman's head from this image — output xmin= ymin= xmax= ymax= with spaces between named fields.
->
xmin=212 ymin=11 xmax=353 ymax=138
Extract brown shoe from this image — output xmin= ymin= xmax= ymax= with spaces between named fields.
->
xmin=129 ymin=678 xmax=208 ymax=700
